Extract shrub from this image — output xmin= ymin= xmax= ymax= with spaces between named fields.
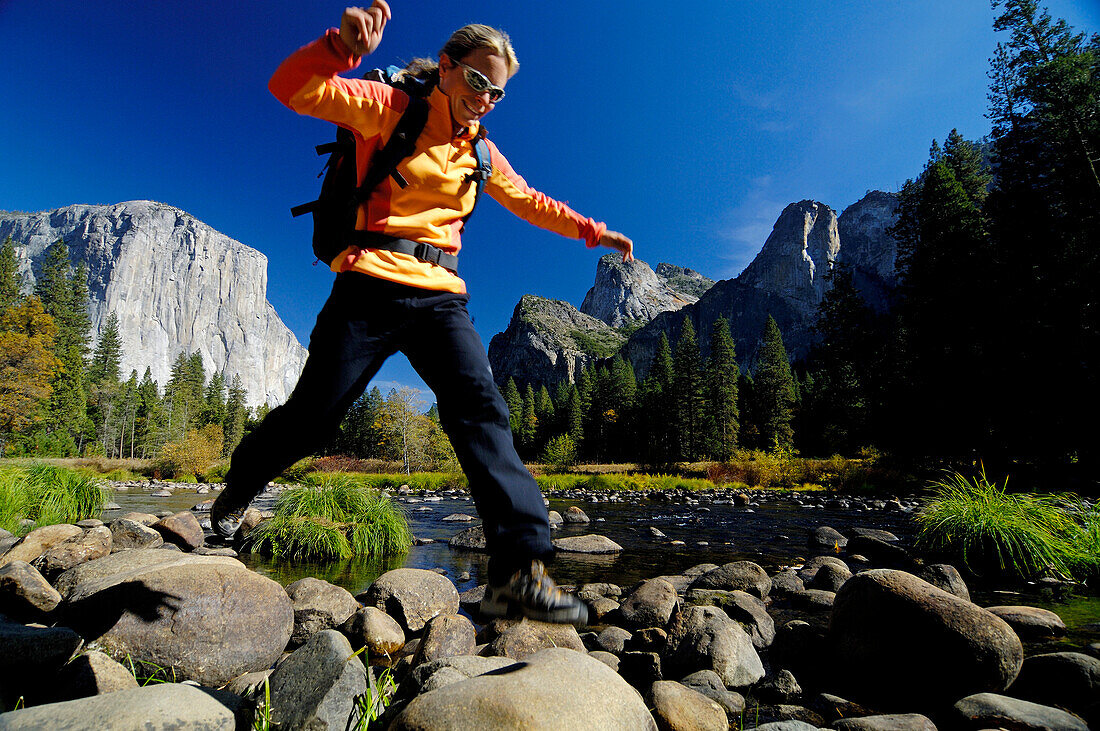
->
xmin=540 ymin=434 xmax=578 ymax=473
xmin=156 ymin=425 xmax=224 ymax=480
xmin=277 ymin=458 xmax=315 ymax=484
xmin=914 ymin=466 xmax=1100 ymax=581
xmin=243 ymin=473 xmax=411 ymax=560
xmin=0 ymin=463 xmax=107 ymax=535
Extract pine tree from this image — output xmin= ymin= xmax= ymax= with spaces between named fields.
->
xmin=521 ymin=383 xmax=538 ymax=452
xmin=672 ymin=318 xmax=706 ymax=460
xmin=564 ymin=385 xmax=583 ymax=444
xmin=0 ymin=237 xmax=20 ymax=311
xmin=705 ymin=317 xmax=739 ymax=460
xmin=223 ymin=374 xmax=248 ymax=457
xmin=502 ymin=378 xmax=522 ymax=437
xmin=754 ymin=316 xmax=796 ymax=451
xmin=640 ymin=333 xmax=676 ymax=466
xmin=202 ymin=371 xmax=227 ymax=428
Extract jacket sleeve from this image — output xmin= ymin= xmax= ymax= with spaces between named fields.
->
xmin=268 ymin=29 xmax=407 ymax=137
xmin=485 ymin=140 xmax=607 ymax=248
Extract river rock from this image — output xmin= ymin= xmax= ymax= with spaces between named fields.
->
xmin=679 ymin=670 xmax=746 ymax=719
xmin=551 ymin=534 xmax=623 ymax=553
xmin=1007 ymin=651 xmax=1099 ymax=724
xmin=547 ymin=510 xmax=563 ymax=527
xmin=59 ymin=550 xmax=293 ymax=686
xmin=797 ymin=555 xmax=848 ymax=583
xmin=52 ymin=650 xmax=139 ymax=701
xmin=0 ymin=683 xmax=237 ymax=730
xmin=807 ymin=561 xmax=851 ymax=592
xmin=285 ymin=577 xmax=360 ymax=646
xmin=594 ymin=626 xmax=632 ymax=654
xmin=448 ymin=525 xmax=486 ymax=552
xmin=754 ymin=669 xmax=802 ymax=704
xmin=414 ymin=613 xmax=477 ymax=665
xmin=108 ymin=518 xmax=164 ymax=551
xmin=984 ymin=605 xmax=1066 ymax=640
xmin=618 ymin=650 xmax=663 ymax=688
xmin=268 ymin=629 xmax=368 ymax=731
xmin=0 ymin=561 xmax=61 ymax=616
xmin=151 ymin=511 xmax=204 ymax=550
xmin=828 ymin=569 xmax=1024 ymax=708
xmin=664 ymin=605 xmax=764 ymax=689
xmin=32 ymin=526 xmax=112 ymax=579
xmin=340 ymin=606 xmax=405 ymax=657
xmin=750 ymin=723 xmax=819 ymax=731
xmin=845 ymin=535 xmax=910 ymax=567
xmin=692 ymin=561 xmax=771 ymax=599
xmin=809 ymin=526 xmax=847 ymax=554
xmin=831 ymin=714 xmax=937 ymax=730
xmin=408 ymin=655 xmax=517 ymax=695
xmin=0 ymin=619 xmax=83 ymax=679
xmin=688 ymin=589 xmax=775 ymax=650
xmin=807 ymin=692 xmax=874 ymax=724
xmin=769 ymin=621 xmax=828 ymax=687
xmin=482 ymin=617 xmax=586 ymax=660
xmin=952 ymin=692 xmax=1088 ymax=730
xmin=563 ymin=506 xmax=591 ymax=523
xmin=115 ymin=511 xmax=159 ymax=526
xmin=648 ymin=680 xmax=729 ymax=730
xmin=769 ymin=570 xmax=805 ymax=598
xmin=786 ymin=588 xmax=836 ymax=610
xmin=620 ymin=578 xmax=679 ymax=629
xmin=359 ymin=568 xmax=459 ymax=633
xmin=390 ymin=647 xmax=657 ymax=730
xmin=0 ymin=524 xmax=83 ymax=567
xmin=916 ymin=564 xmax=969 ymax=601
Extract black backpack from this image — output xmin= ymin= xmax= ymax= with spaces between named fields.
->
xmin=291 ymin=65 xmax=492 ymax=273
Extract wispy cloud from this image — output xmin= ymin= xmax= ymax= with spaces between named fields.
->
xmin=714 ymin=175 xmax=787 ymax=279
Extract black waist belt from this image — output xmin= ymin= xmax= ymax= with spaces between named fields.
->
xmin=349 ymin=231 xmax=459 ymax=274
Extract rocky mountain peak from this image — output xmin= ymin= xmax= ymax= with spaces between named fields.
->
xmin=736 ymin=199 xmax=840 ymax=308
xmin=579 ymin=254 xmax=714 ymax=328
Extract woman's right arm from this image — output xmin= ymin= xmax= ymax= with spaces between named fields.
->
xmin=268 ymin=3 xmax=400 ymax=135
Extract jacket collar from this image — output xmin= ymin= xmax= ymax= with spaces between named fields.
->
xmin=428 ymin=86 xmax=479 ymax=141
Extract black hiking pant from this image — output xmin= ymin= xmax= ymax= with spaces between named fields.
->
xmin=221 ymin=271 xmax=552 ymax=582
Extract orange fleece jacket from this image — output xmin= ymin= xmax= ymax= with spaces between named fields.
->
xmin=270 ymin=29 xmax=607 ymax=293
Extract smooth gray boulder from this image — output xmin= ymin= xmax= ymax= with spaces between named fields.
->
xmin=807 ymin=562 xmax=851 ymax=593
xmin=831 ymin=714 xmax=937 ymax=730
xmin=390 ymin=647 xmax=657 ymax=730
xmin=408 ymin=655 xmax=516 ymax=695
xmin=285 ymin=576 xmax=359 ymax=646
xmin=689 ymin=561 xmax=771 ymax=599
xmin=664 ymin=605 xmax=764 ymax=689
xmin=1007 ymin=651 xmax=1099 ymax=725
xmin=620 ymin=578 xmax=679 ymax=629
xmin=551 ymin=534 xmax=623 ymax=553
xmin=482 ymin=617 xmax=586 ymax=660
xmin=58 ymin=550 xmax=293 ymax=686
xmin=916 ymin=564 xmax=969 ymax=601
xmin=32 ymin=527 xmax=113 ymax=579
xmin=151 ymin=511 xmax=204 ymax=550
xmin=108 ymin=519 xmax=164 ymax=551
xmin=0 ymin=682 xmax=236 ymax=730
xmin=0 ymin=524 xmax=83 ymax=567
xmin=448 ymin=525 xmax=486 ymax=551
xmin=413 ymin=613 xmax=477 ymax=665
xmin=829 ymin=569 xmax=1023 ymax=708
xmin=0 ymin=561 xmax=61 ymax=616
xmin=340 ymin=606 xmax=405 ymax=657
xmin=268 ymin=629 xmax=368 ymax=731
xmin=952 ymin=692 xmax=1088 ymax=730
xmin=647 ymin=680 xmax=728 ymax=730
xmin=809 ymin=526 xmax=847 ymax=554
xmin=687 ymin=589 xmax=775 ymax=650
xmin=984 ymin=605 xmax=1066 ymax=640
xmin=52 ymin=650 xmax=139 ymax=701
xmin=0 ymin=620 xmax=82 ymax=680
xmin=359 ymin=568 xmax=459 ymax=633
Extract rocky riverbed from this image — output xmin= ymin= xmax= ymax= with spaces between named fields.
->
xmin=0 ymin=480 xmax=1096 ymax=729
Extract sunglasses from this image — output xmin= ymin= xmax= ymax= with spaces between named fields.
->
xmin=454 ymin=60 xmax=506 ymax=103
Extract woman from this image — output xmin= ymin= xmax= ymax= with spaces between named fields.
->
xmin=211 ymin=2 xmax=633 ymax=626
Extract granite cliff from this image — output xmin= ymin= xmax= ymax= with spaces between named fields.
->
xmin=0 ymin=201 xmax=307 ymax=406
xmin=490 ymin=190 xmax=900 ymax=385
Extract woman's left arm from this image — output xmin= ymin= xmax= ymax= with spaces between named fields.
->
xmin=486 ymin=141 xmax=633 ymax=261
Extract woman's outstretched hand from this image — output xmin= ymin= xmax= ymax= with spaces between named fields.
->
xmin=599 ymin=230 xmax=634 ymax=263
xmin=339 ymin=1 xmax=391 ymax=56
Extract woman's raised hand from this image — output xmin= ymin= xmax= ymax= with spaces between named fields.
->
xmin=599 ymin=230 xmax=634 ymax=263
xmin=339 ymin=1 xmax=392 ymax=56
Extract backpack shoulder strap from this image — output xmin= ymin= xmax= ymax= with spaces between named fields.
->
xmin=462 ymin=130 xmax=494 ymax=224
xmin=358 ymin=95 xmax=430 ymax=197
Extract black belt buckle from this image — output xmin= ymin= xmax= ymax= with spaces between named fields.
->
xmin=412 ymin=241 xmax=439 ymax=265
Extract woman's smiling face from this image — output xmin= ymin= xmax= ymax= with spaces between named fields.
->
xmin=438 ymin=47 xmax=510 ymax=131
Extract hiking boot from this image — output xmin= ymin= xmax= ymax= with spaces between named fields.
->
xmin=209 ymin=497 xmax=248 ymax=541
xmin=481 ymin=560 xmax=588 ymax=626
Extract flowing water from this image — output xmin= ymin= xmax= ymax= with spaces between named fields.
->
xmin=103 ymin=485 xmax=1100 ymax=644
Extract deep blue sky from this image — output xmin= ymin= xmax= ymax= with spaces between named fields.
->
xmin=2 ymin=1 xmax=1097 ymax=396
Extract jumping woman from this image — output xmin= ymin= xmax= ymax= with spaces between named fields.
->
xmin=211 ymin=1 xmax=633 ymax=625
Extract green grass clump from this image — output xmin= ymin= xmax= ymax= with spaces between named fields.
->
xmin=243 ymin=474 xmax=411 ymax=560
xmin=533 ymin=472 xmax=717 ymax=492
xmin=915 ymin=466 xmax=1100 ymax=581
xmin=0 ymin=463 xmax=108 ymax=535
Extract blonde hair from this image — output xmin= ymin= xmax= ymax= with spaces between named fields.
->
xmin=398 ymin=24 xmax=519 ymax=85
